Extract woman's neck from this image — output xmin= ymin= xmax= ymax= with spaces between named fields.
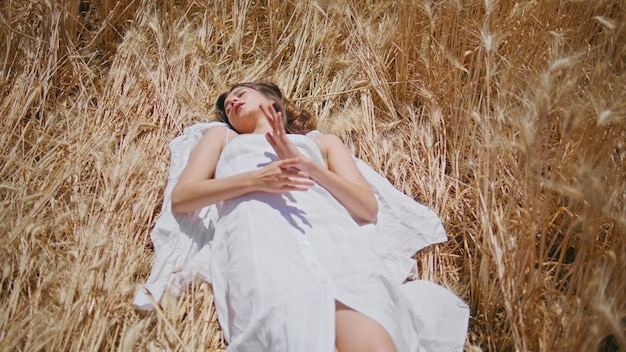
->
xmin=250 ymin=119 xmax=273 ymax=134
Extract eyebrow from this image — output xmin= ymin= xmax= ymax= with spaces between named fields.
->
xmin=232 ymin=87 xmax=245 ymax=95
xmin=229 ymin=87 xmax=245 ymax=99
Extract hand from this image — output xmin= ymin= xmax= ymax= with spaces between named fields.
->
xmin=254 ymin=158 xmax=315 ymax=193
xmin=260 ymin=103 xmax=304 ymax=162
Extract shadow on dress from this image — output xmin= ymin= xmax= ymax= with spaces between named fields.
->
xmin=258 ymin=152 xmax=313 ymax=234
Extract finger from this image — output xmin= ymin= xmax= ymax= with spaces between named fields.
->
xmin=263 ymin=103 xmax=283 ymax=133
xmin=288 ymin=184 xmax=312 ymax=191
xmin=297 ymin=178 xmax=316 ymax=186
xmin=274 ymin=111 xmax=285 ymax=137
xmin=295 ymin=170 xmax=311 ymax=179
xmin=277 ymin=157 xmax=300 ymax=168
xmin=265 ymin=132 xmax=276 ymax=148
xmin=270 ymin=158 xmax=297 ymax=170
xmin=260 ymin=103 xmax=277 ymax=126
xmin=259 ymin=102 xmax=269 ymax=117
xmin=272 ymin=108 xmax=284 ymax=132
xmin=283 ymin=167 xmax=309 ymax=178
xmin=282 ymin=177 xmax=315 ymax=189
xmin=283 ymin=167 xmax=302 ymax=175
xmin=267 ymin=104 xmax=279 ymax=126
xmin=279 ymin=184 xmax=308 ymax=192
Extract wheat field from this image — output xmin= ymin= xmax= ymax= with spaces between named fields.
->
xmin=1 ymin=0 xmax=624 ymax=351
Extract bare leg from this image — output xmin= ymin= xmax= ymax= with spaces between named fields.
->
xmin=334 ymin=301 xmax=397 ymax=352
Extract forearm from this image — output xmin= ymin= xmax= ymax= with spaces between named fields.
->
xmin=305 ymin=160 xmax=378 ymax=223
xmin=171 ymin=171 xmax=257 ymax=213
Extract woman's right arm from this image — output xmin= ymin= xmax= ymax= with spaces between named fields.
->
xmin=171 ymin=126 xmax=314 ymax=213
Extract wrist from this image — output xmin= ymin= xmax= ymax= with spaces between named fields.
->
xmin=300 ymin=157 xmax=322 ymax=179
xmin=242 ymin=170 xmax=262 ymax=193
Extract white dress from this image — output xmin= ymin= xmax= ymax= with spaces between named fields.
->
xmin=210 ymin=133 xmax=421 ymax=351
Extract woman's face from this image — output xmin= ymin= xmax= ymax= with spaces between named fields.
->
xmin=223 ymin=86 xmax=272 ymax=133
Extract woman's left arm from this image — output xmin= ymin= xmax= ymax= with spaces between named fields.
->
xmin=308 ymin=134 xmax=378 ymax=223
xmin=261 ymin=103 xmax=377 ymax=222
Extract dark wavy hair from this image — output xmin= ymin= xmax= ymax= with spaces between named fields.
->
xmin=215 ymin=82 xmax=316 ymax=134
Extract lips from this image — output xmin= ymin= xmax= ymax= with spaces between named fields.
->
xmin=234 ymin=102 xmax=244 ymax=114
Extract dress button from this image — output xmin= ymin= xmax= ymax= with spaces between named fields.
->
xmin=320 ymin=279 xmax=327 ymax=285
xmin=303 ymin=240 xmax=310 ymax=246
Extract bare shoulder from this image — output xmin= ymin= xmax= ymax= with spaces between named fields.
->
xmin=312 ymin=133 xmax=368 ymax=186
xmin=312 ymin=133 xmax=359 ymax=173
xmin=202 ymin=124 xmax=231 ymax=140
xmin=179 ymin=125 xmax=236 ymax=183
xmin=188 ymin=125 xmax=237 ymax=162
xmin=197 ymin=125 xmax=236 ymax=149
xmin=313 ymin=133 xmax=347 ymax=155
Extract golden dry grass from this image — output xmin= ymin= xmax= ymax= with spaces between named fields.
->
xmin=1 ymin=0 xmax=624 ymax=351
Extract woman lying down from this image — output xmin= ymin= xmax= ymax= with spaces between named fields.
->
xmin=171 ymin=81 xmax=455 ymax=352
